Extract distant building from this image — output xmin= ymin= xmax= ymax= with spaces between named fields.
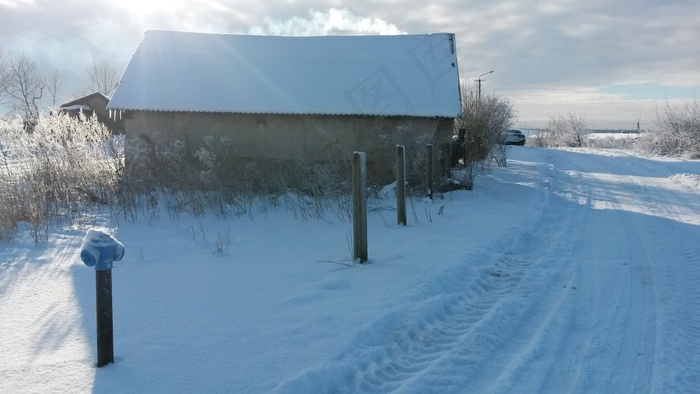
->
xmin=59 ymin=92 xmax=124 ymax=134
xmin=107 ymin=30 xmax=462 ymax=183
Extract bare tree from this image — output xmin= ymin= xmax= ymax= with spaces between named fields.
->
xmin=3 ymin=53 xmax=44 ymax=129
xmin=0 ymin=48 xmax=8 ymax=106
xmin=567 ymin=112 xmax=589 ymax=147
xmin=545 ymin=114 xmax=567 ymax=147
xmin=84 ymin=59 xmax=120 ymax=97
xmin=45 ymin=68 xmax=63 ymax=109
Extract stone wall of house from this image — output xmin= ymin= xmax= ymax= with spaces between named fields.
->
xmin=125 ymin=111 xmax=455 ymax=184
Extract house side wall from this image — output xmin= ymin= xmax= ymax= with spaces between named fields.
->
xmin=86 ymin=96 xmax=125 ymax=133
xmin=84 ymin=95 xmax=109 ymax=119
xmin=125 ymin=111 xmax=454 ymax=183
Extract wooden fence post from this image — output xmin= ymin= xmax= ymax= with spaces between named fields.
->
xmin=426 ymin=144 xmax=434 ymax=200
xmin=396 ymin=145 xmax=407 ymax=226
xmin=442 ymin=142 xmax=452 ymax=177
xmin=352 ymin=152 xmax=368 ymax=263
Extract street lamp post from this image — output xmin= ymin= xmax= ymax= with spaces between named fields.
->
xmin=475 ymin=70 xmax=493 ymax=100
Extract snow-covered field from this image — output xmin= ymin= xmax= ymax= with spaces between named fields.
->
xmin=1 ymin=147 xmax=699 ymax=393
xmin=587 ymin=131 xmax=641 ymax=141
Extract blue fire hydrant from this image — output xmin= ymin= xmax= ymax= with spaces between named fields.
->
xmin=80 ymin=229 xmax=124 ymax=270
xmin=80 ymin=229 xmax=125 ymax=367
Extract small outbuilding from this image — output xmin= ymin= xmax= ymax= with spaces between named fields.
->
xmin=59 ymin=92 xmax=124 ymax=133
xmin=107 ymin=29 xmax=462 ymax=183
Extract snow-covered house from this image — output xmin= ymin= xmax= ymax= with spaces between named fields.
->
xmin=107 ymin=30 xmax=462 ymax=183
xmin=59 ymin=92 xmax=124 ymax=133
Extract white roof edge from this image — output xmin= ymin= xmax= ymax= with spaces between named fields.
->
xmin=61 ymin=104 xmax=93 ymax=111
xmin=104 ymin=108 xmax=459 ymax=118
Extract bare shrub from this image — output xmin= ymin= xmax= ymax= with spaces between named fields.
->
xmin=489 ymin=143 xmax=509 ymax=168
xmin=119 ymin=135 xmax=354 ymax=222
xmin=544 ymin=112 xmax=590 ymax=148
xmin=636 ymin=98 xmax=700 ymax=158
xmin=454 ymin=86 xmax=516 ymax=189
xmin=587 ymin=134 xmax=639 ymax=150
xmin=213 ymin=228 xmax=231 ymax=256
xmin=529 ymin=131 xmax=549 ymax=147
xmin=0 ymin=112 xmax=122 ymax=242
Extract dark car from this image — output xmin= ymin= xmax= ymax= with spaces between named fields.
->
xmin=500 ymin=129 xmax=526 ymax=146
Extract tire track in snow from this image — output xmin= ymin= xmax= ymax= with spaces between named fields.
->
xmin=525 ymin=151 xmax=663 ymax=392
xmin=484 ymin=156 xmax=603 ymax=393
xmin=589 ymin=155 xmax=700 ymax=392
xmin=630 ymin=172 xmax=700 ymax=392
xmin=507 ymin=150 xmax=700 ymax=393
xmin=275 ymin=150 xmax=699 ymax=393
xmin=275 ymin=158 xmax=584 ymax=393
xmin=656 ymin=222 xmax=700 ymax=392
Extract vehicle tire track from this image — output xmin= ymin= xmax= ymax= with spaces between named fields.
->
xmin=275 ymin=159 xmax=584 ymax=393
xmin=522 ymin=149 xmax=700 ymax=393
xmin=627 ymin=172 xmax=700 ymax=393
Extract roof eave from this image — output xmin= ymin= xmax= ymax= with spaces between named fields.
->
xmin=105 ymin=107 xmax=460 ymax=119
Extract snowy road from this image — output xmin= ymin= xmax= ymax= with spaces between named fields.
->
xmin=482 ymin=149 xmax=700 ymax=393
xmin=1 ymin=147 xmax=699 ymax=393
xmin=277 ymin=148 xmax=700 ymax=393
xmin=511 ymin=150 xmax=700 ymax=393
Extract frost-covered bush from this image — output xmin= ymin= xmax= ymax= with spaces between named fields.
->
xmin=0 ymin=112 xmax=122 ymax=241
xmin=636 ymin=98 xmax=700 ymax=158
xmin=454 ymin=87 xmax=516 ymax=189
xmin=543 ymin=112 xmax=590 ymax=148
xmin=587 ymin=134 xmax=639 ymax=150
xmin=121 ymin=135 xmax=353 ymax=221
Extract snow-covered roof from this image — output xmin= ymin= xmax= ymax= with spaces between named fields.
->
xmin=107 ymin=30 xmax=462 ymax=118
xmin=59 ymin=92 xmax=109 ymax=111
xmin=60 ymin=104 xmax=92 ymax=111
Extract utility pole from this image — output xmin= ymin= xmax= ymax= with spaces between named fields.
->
xmin=476 ymin=70 xmax=493 ymax=100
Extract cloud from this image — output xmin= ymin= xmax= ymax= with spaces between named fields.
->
xmin=248 ymin=8 xmax=405 ymax=36
xmin=0 ymin=0 xmax=698 ymax=127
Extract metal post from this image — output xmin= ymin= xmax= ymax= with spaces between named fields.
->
xmin=95 ymin=269 xmax=114 ymax=367
xmin=352 ymin=152 xmax=368 ymax=263
xmin=80 ymin=229 xmax=124 ymax=368
xmin=396 ymin=145 xmax=407 ymax=226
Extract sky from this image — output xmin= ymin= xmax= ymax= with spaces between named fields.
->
xmin=1 ymin=0 xmax=698 ymax=129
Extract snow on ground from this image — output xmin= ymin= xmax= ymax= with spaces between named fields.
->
xmin=1 ymin=147 xmax=699 ymax=393
xmin=587 ymin=132 xmax=641 ymax=140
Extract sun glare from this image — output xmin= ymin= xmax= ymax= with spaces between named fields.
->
xmin=0 ymin=0 xmax=34 ymax=7
xmin=117 ymin=0 xmax=185 ymax=17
